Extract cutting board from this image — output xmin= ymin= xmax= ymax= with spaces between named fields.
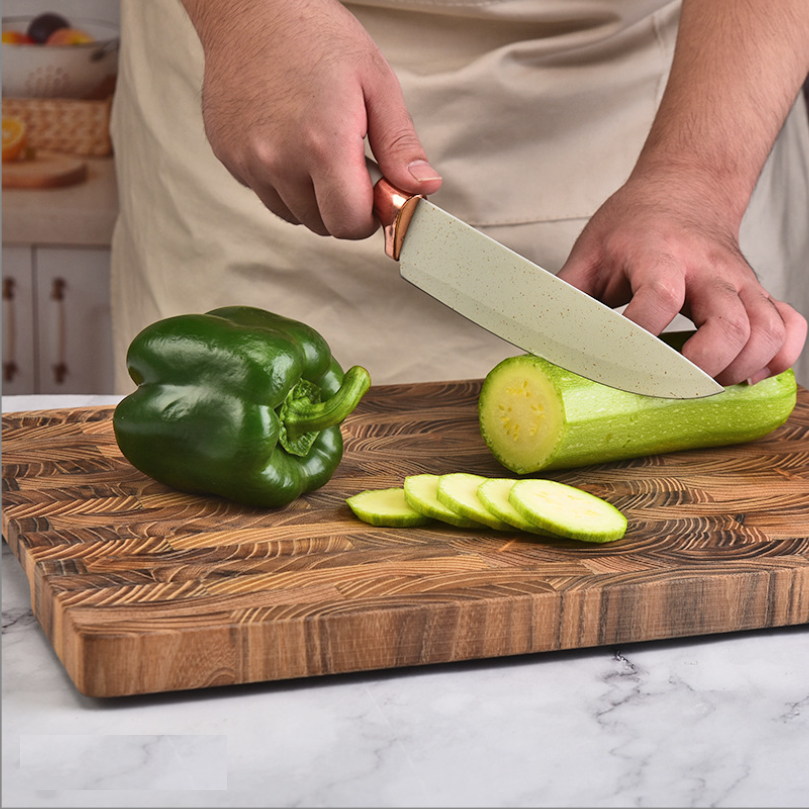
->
xmin=3 ymin=380 xmax=809 ymax=698
xmin=2 ymin=151 xmax=87 ymax=189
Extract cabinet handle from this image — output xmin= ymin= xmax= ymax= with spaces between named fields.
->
xmin=2 ymin=277 xmax=18 ymax=382
xmin=51 ymin=277 xmax=68 ymax=385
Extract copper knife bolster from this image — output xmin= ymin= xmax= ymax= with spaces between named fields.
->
xmin=372 ymin=177 xmax=424 ymax=261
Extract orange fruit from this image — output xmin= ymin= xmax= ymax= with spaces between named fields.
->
xmin=2 ymin=116 xmax=27 ymax=163
xmin=46 ymin=28 xmax=95 ymax=45
xmin=1 ymin=31 xmax=35 ymax=44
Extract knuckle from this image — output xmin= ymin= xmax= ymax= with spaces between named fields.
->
xmin=719 ymin=311 xmax=751 ymax=345
xmin=630 ymin=268 xmax=685 ymax=314
xmin=758 ymin=312 xmax=787 ymax=351
xmin=746 ymin=291 xmax=789 ymax=352
xmin=249 ymin=135 xmax=285 ymax=177
xmin=301 ymin=131 xmax=332 ymax=168
xmin=384 ymin=128 xmax=421 ymax=157
xmin=648 ymin=276 xmax=685 ymax=310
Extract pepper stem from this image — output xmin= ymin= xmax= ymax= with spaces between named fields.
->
xmin=283 ymin=365 xmax=371 ymax=444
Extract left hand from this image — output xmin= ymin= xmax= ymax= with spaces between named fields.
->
xmin=556 ymin=169 xmax=807 ymax=386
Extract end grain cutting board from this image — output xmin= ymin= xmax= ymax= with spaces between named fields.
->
xmin=3 ymin=380 xmax=808 ymax=698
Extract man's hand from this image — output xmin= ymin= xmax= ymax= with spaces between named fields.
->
xmin=559 ymin=0 xmax=809 ymax=385
xmin=180 ymin=0 xmax=441 ymax=238
xmin=557 ymin=170 xmax=807 ymax=386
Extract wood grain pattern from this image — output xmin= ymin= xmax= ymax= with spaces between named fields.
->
xmin=3 ymin=380 xmax=809 ymax=698
xmin=2 ymin=151 xmax=87 ymax=188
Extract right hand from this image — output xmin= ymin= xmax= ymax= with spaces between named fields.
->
xmin=181 ymin=0 xmax=442 ymax=238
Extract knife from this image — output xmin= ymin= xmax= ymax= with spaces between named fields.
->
xmin=367 ymin=160 xmax=723 ymax=399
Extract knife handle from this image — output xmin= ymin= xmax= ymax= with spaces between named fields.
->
xmin=366 ymin=157 xmax=423 ymax=261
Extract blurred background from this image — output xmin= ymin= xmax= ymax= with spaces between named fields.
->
xmin=2 ymin=0 xmax=120 ymax=395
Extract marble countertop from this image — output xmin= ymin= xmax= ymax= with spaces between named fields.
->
xmin=1 ymin=157 xmax=118 ymax=247
xmin=3 ymin=395 xmax=808 ymax=808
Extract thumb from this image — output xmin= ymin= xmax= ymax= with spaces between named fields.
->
xmin=365 ymin=76 xmax=442 ymax=196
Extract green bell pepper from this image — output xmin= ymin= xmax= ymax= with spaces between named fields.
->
xmin=113 ymin=306 xmax=371 ymax=508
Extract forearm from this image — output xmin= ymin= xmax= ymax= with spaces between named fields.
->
xmin=634 ymin=0 xmax=809 ymax=226
xmin=179 ymin=0 xmax=327 ymax=50
xmin=179 ymin=0 xmax=249 ymax=43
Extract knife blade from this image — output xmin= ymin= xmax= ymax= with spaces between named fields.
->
xmin=368 ymin=161 xmax=723 ymax=399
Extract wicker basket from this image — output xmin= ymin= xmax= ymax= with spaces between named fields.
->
xmin=2 ymin=96 xmax=112 ymax=157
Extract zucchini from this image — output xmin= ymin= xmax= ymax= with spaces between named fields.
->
xmin=479 ymin=333 xmax=797 ymax=475
xmin=403 ymin=474 xmax=479 ymax=528
xmin=346 ymin=487 xmax=432 ymax=527
xmin=476 ymin=477 xmax=553 ymax=535
xmin=436 ymin=473 xmax=511 ymax=530
xmin=508 ymin=478 xmax=627 ymax=542
xmin=347 ymin=475 xmax=627 ymax=543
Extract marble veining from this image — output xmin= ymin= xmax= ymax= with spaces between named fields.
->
xmin=3 ymin=394 xmax=809 ymax=808
xmin=18 ymin=735 xmax=227 ymax=791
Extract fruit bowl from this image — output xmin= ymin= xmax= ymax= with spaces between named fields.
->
xmin=2 ymin=15 xmax=119 ymax=99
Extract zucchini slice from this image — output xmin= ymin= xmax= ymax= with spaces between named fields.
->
xmin=508 ymin=478 xmax=627 ymax=543
xmin=403 ymin=474 xmax=479 ymax=528
xmin=436 ymin=473 xmax=511 ymax=530
xmin=346 ymin=487 xmax=432 ymax=527
xmin=476 ymin=477 xmax=553 ymax=535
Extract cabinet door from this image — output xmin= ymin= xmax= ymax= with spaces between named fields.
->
xmin=35 ymin=247 xmax=115 ymax=394
xmin=2 ymin=246 xmax=37 ymax=395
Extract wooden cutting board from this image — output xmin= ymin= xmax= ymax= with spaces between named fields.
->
xmin=3 ymin=380 xmax=809 ymax=698
xmin=2 ymin=151 xmax=87 ymax=189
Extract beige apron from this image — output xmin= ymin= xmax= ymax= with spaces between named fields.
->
xmin=111 ymin=0 xmax=809 ymax=392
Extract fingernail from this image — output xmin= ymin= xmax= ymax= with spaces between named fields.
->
xmin=408 ymin=160 xmax=442 ymax=183
xmin=746 ymin=368 xmax=771 ymax=385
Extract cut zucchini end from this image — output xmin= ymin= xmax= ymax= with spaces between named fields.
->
xmin=403 ymin=474 xmax=480 ymax=528
xmin=479 ymin=356 xmax=565 ymax=475
xmin=436 ymin=473 xmax=511 ymax=530
xmin=508 ymin=478 xmax=627 ymax=543
xmin=346 ymin=487 xmax=432 ymax=527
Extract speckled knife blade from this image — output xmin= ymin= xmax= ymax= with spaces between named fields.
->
xmin=396 ymin=198 xmax=722 ymax=398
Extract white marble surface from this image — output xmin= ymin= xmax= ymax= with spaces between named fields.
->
xmin=3 ymin=395 xmax=809 ymax=808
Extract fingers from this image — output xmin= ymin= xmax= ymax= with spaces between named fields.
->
xmin=275 ymin=51 xmax=443 ymax=236
xmin=195 ymin=0 xmax=440 ymax=240
xmin=257 ymin=111 xmax=441 ymax=240
xmin=248 ymin=143 xmax=377 ymax=239
xmin=692 ymin=295 xmax=807 ymax=386
xmin=261 ymin=100 xmax=441 ymax=239
xmin=626 ymin=270 xmax=806 ymax=387
xmin=761 ymin=301 xmax=808 ymax=379
xmin=618 ymin=257 xmax=687 ymax=336
xmin=559 ymin=218 xmax=807 ymax=387
xmin=365 ymin=72 xmax=442 ymax=198
xmin=677 ymin=270 xmax=806 ymax=385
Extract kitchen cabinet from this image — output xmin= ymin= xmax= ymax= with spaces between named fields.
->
xmin=2 ymin=156 xmax=118 ymax=395
xmin=2 ymin=247 xmax=36 ymax=394
xmin=2 ymin=244 xmax=115 ymax=394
